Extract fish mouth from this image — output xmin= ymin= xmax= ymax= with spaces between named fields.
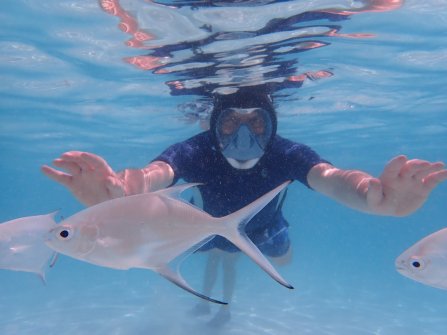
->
xmin=394 ymin=259 xmax=408 ymax=274
xmin=395 ymin=265 xmax=407 ymax=274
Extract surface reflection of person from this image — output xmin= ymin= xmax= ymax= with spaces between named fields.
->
xmin=42 ymin=89 xmax=447 ymax=326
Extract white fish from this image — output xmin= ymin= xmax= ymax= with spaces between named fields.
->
xmin=395 ymin=227 xmax=447 ymax=290
xmin=0 ymin=213 xmax=58 ymax=281
xmin=46 ymin=182 xmax=293 ymax=304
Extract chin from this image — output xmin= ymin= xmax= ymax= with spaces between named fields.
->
xmin=225 ymin=157 xmax=260 ymax=170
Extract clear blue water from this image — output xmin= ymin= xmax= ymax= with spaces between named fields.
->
xmin=1 ymin=0 xmax=447 ymax=334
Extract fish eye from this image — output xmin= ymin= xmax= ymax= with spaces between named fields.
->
xmin=60 ymin=230 xmax=69 ymax=238
xmin=57 ymin=226 xmax=73 ymax=241
xmin=410 ymin=257 xmax=425 ymax=270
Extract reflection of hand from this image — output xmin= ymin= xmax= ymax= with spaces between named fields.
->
xmin=366 ymin=155 xmax=447 ymax=216
xmin=41 ymin=151 xmax=126 ymax=207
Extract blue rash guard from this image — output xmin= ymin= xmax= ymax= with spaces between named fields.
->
xmin=153 ymin=131 xmax=329 ymax=257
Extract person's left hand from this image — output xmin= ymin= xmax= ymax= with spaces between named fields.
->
xmin=366 ymin=155 xmax=447 ymax=216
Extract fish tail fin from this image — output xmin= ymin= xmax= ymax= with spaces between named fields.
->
xmin=216 ymin=181 xmax=293 ymax=289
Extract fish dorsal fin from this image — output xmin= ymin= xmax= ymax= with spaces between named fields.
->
xmin=152 ymin=183 xmax=209 ymax=213
xmin=47 ymin=210 xmax=60 ymax=222
xmin=153 ymin=183 xmax=202 ymax=200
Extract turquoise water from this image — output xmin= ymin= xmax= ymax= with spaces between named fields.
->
xmin=1 ymin=0 xmax=447 ymax=334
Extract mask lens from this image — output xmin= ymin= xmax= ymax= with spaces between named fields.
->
xmin=218 ymin=108 xmax=270 ymax=137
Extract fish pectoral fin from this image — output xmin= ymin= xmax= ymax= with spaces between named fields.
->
xmin=37 ymin=271 xmax=47 ymax=286
xmin=156 ymin=265 xmax=227 ymax=305
xmin=49 ymin=252 xmax=59 ymax=268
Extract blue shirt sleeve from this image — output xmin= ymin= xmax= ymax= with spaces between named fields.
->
xmin=152 ymin=132 xmax=214 ymax=185
xmin=269 ymin=136 xmax=330 ymax=188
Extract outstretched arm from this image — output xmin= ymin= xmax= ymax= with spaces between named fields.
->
xmin=41 ymin=151 xmax=174 ymax=207
xmin=307 ymin=155 xmax=447 ymax=216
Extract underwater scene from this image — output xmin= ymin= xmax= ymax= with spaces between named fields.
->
xmin=1 ymin=0 xmax=447 ymax=334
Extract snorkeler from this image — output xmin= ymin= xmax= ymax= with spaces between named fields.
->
xmin=41 ymin=88 xmax=447 ymax=325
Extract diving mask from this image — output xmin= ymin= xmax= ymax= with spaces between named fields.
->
xmin=215 ymin=107 xmax=273 ymax=168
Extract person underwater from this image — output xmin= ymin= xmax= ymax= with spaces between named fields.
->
xmin=42 ymin=88 xmax=447 ymax=325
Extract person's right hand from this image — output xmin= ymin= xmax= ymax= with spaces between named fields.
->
xmin=41 ymin=151 xmax=126 ymax=206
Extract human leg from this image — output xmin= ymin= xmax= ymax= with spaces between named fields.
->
xmin=208 ymin=251 xmax=239 ymax=326
xmin=270 ymin=244 xmax=292 ymax=266
xmin=190 ymin=249 xmax=221 ymax=316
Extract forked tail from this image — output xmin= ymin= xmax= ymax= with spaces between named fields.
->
xmin=215 ymin=181 xmax=293 ymax=289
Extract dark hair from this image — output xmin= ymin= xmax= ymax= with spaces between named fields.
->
xmin=213 ymin=88 xmax=275 ymax=111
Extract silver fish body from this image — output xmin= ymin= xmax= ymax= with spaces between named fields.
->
xmin=395 ymin=227 xmax=447 ymax=290
xmin=0 ymin=213 xmax=58 ymax=281
xmin=46 ymin=182 xmax=293 ymax=303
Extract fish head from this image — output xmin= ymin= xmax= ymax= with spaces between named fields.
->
xmin=46 ymin=223 xmax=99 ymax=258
xmin=395 ymin=229 xmax=447 ymax=290
xmin=395 ymin=251 xmax=431 ymax=281
xmin=0 ymin=213 xmax=58 ymax=277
